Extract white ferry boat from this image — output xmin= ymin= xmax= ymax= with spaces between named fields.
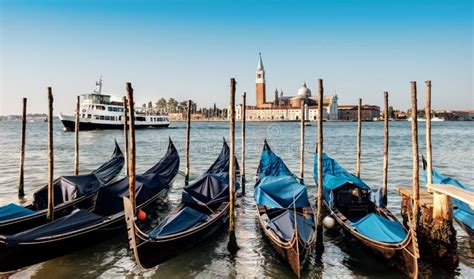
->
xmin=59 ymin=78 xmax=170 ymax=131
xmin=407 ymin=116 xmax=446 ymax=122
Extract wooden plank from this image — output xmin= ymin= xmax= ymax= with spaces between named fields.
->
xmin=430 ymin=184 xmax=474 ymax=208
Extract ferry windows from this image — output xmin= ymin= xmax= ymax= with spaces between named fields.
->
xmin=87 ymin=114 xmax=91 ymax=119
xmin=108 ymin=107 xmax=113 ymax=111
xmin=96 ymin=105 xmax=105 ymax=110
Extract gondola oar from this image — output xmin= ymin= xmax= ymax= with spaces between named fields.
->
xmin=227 ymin=78 xmax=239 ymax=254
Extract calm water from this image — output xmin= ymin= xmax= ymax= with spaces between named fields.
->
xmin=0 ymin=120 xmax=473 ymax=278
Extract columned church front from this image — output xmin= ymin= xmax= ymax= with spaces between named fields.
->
xmin=235 ymin=53 xmax=338 ymax=121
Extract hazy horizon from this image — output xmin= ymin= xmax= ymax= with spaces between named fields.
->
xmin=1 ymin=0 xmax=472 ymax=115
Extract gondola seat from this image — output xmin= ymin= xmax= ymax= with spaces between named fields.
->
xmin=267 ymin=210 xmax=314 ymax=242
xmin=5 ymin=209 xmax=105 ymax=246
xmin=352 ymin=213 xmax=407 ymax=243
xmin=149 ymin=207 xmax=208 ymax=238
xmin=0 ymin=204 xmax=35 ymax=222
xmin=94 ymin=179 xmax=143 ymax=216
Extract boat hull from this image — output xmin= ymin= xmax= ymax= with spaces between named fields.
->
xmin=125 ymin=201 xmax=230 ymax=268
xmin=60 ymin=118 xmax=170 ymax=131
xmin=256 ymin=205 xmax=316 ymax=278
xmin=0 ymin=188 xmax=169 ymax=273
xmin=324 ymin=202 xmax=419 ymax=278
xmin=0 ymin=193 xmax=96 ymax=235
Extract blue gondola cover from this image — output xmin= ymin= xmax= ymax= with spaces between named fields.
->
xmin=0 ymin=204 xmax=35 ymax=222
xmin=352 ymin=213 xmax=407 ymax=243
xmin=425 ymin=169 xmax=474 ymax=230
xmin=267 ymin=210 xmax=314 ymax=242
xmin=5 ymin=209 xmax=104 ymax=246
xmin=149 ymin=207 xmax=208 ymax=237
xmin=254 ymin=145 xmax=310 ymax=209
xmin=314 ymin=153 xmax=371 ymax=208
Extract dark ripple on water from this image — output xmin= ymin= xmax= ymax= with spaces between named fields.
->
xmin=1 ymin=120 xmax=473 ymax=278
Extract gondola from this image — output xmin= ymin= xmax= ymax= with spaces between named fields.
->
xmin=124 ymin=139 xmax=239 ymax=268
xmin=254 ymin=141 xmax=316 ymax=278
xmin=0 ymin=139 xmax=179 ymax=273
xmin=314 ymin=153 xmax=419 ymax=277
xmin=0 ymin=141 xmax=124 ymax=235
xmin=422 ymin=157 xmax=473 ymax=237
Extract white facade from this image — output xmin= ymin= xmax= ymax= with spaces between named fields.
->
xmin=235 ymin=105 xmax=331 ymax=121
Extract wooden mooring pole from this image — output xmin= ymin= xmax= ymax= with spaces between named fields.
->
xmin=316 ymin=79 xmax=324 ymax=251
xmin=18 ymin=98 xmax=27 ymax=200
xmin=47 ymin=88 xmax=54 ymax=222
xmin=74 ymin=96 xmax=80 ymax=175
xmin=422 ymin=80 xmax=458 ymax=266
xmin=356 ymin=98 xmax=362 ymax=178
xmin=241 ymin=92 xmax=246 ymax=195
xmin=425 ymin=81 xmax=432 ymax=192
xmin=382 ymin=92 xmax=389 ymax=206
xmin=410 ymin=81 xmax=420 ymax=228
xmin=185 ymin=100 xmax=192 ymax=186
xmin=126 ymin=83 xmax=136 ymax=213
xmin=299 ymin=102 xmax=305 ymax=183
xmin=123 ymin=96 xmax=129 ymax=176
xmin=227 ymin=78 xmax=239 ymax=254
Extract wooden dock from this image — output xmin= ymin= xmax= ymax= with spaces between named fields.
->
xmin=397 ymin=184 xmax=474 ymax=209
xmin=397 ymin=186 xmax=434 ymax=208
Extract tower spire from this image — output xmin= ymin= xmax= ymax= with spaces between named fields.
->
xmin=257 ymin=52 xmax=264 ymax=71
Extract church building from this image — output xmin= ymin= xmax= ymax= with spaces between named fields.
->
xmin=236 ymin=53 xmax=338 ymax=121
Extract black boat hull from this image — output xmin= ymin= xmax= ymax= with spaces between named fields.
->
xmin=0 ymin=193 xmax=96 ymax=235
xmin=126 ymin=201 xmax=229 ymax=268
xmin=61 ymin=119 xmax=170 ymax=131
xmin=0 ymin=189 xmax=169 ymax=273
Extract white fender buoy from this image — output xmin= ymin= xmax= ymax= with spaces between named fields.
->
xmin=323 ymin=216 xmax=336 ymax=229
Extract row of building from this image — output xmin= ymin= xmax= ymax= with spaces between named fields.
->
xmin=234 ymin=53 xmax=380 ymax=121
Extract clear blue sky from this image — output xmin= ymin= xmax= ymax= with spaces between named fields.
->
xmin=1 ymin=0 xmax=472 ymax=115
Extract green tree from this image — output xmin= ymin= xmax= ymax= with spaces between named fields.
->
xmin=156 ymin=98 xmax=167 ymax=109
xmin=147 ymin=101 xmax=153 ymax=109
xmin=167 ymin=98 xmax=178 ymax=112
xmin=388 ymin=106 xmax=394 ymax=118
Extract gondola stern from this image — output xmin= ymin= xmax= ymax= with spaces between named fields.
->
xmin=123 ymin=197 xmax=146 ymax=270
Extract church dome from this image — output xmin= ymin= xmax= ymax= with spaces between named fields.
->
xmin=297 ymin=82 xmax=311 ymax=97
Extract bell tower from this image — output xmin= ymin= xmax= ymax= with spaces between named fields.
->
xmin=256 ymin=52 xmax=266 ymax=107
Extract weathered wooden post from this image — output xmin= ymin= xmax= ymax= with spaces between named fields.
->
xmin=241 ymin=92 xmax=246 ymax=195
xmin=382 ymin=92 xmax=389 ymax=206
xmin=18 ymin=98 xmax=27 ymax=200
xmin=316 ymin=79 xmax=324 ymax=250
xmin=47 ymin=87 xmax=54 ymax=222
xmin=299 ymin=101 xmax=305 ymax=183
xmin=410 ymin=81 xmax=419 ymax=228
xmin=126 ymin=83 xmax=136 ymax=212
xmin=227 ymin=78 xmax=239 ymax=254
xmin=425 ymin=81 xmax=432 ymax=192
xmin=185 ymin=100 xmax=192 ymax=186
xmin=423 ymin=80 xmax=458 ymax=266
xmin=123 ymin=96 xmax=129 ymax=176
xmin=74 ymin=96 xmax=80 ymax=175
xmin=356 ymin=98 xmax=362 ymax=178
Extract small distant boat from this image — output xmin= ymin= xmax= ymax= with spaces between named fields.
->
xmin=123 ymin=139 xmax=239 ymax=268
xmin=0 ymin=141 xmax=124 ymax=235
xmin=59 ymin=77 xmax=170 ymax=131
xmin=422 ymin=158 xmax=473 ymax=237
xmin=0 ymin=139 xmax=179 ymax=272
xmin=314 ymin=153 xmax=419 ymax=277
xmin=255 ymin=141 xmax=317 ymax=278
xmin=407 ymin=116 xmax=446 ymax=122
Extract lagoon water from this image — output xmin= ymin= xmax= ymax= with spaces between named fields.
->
xmin=0 ymin=120 xmax=472 ymax=278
